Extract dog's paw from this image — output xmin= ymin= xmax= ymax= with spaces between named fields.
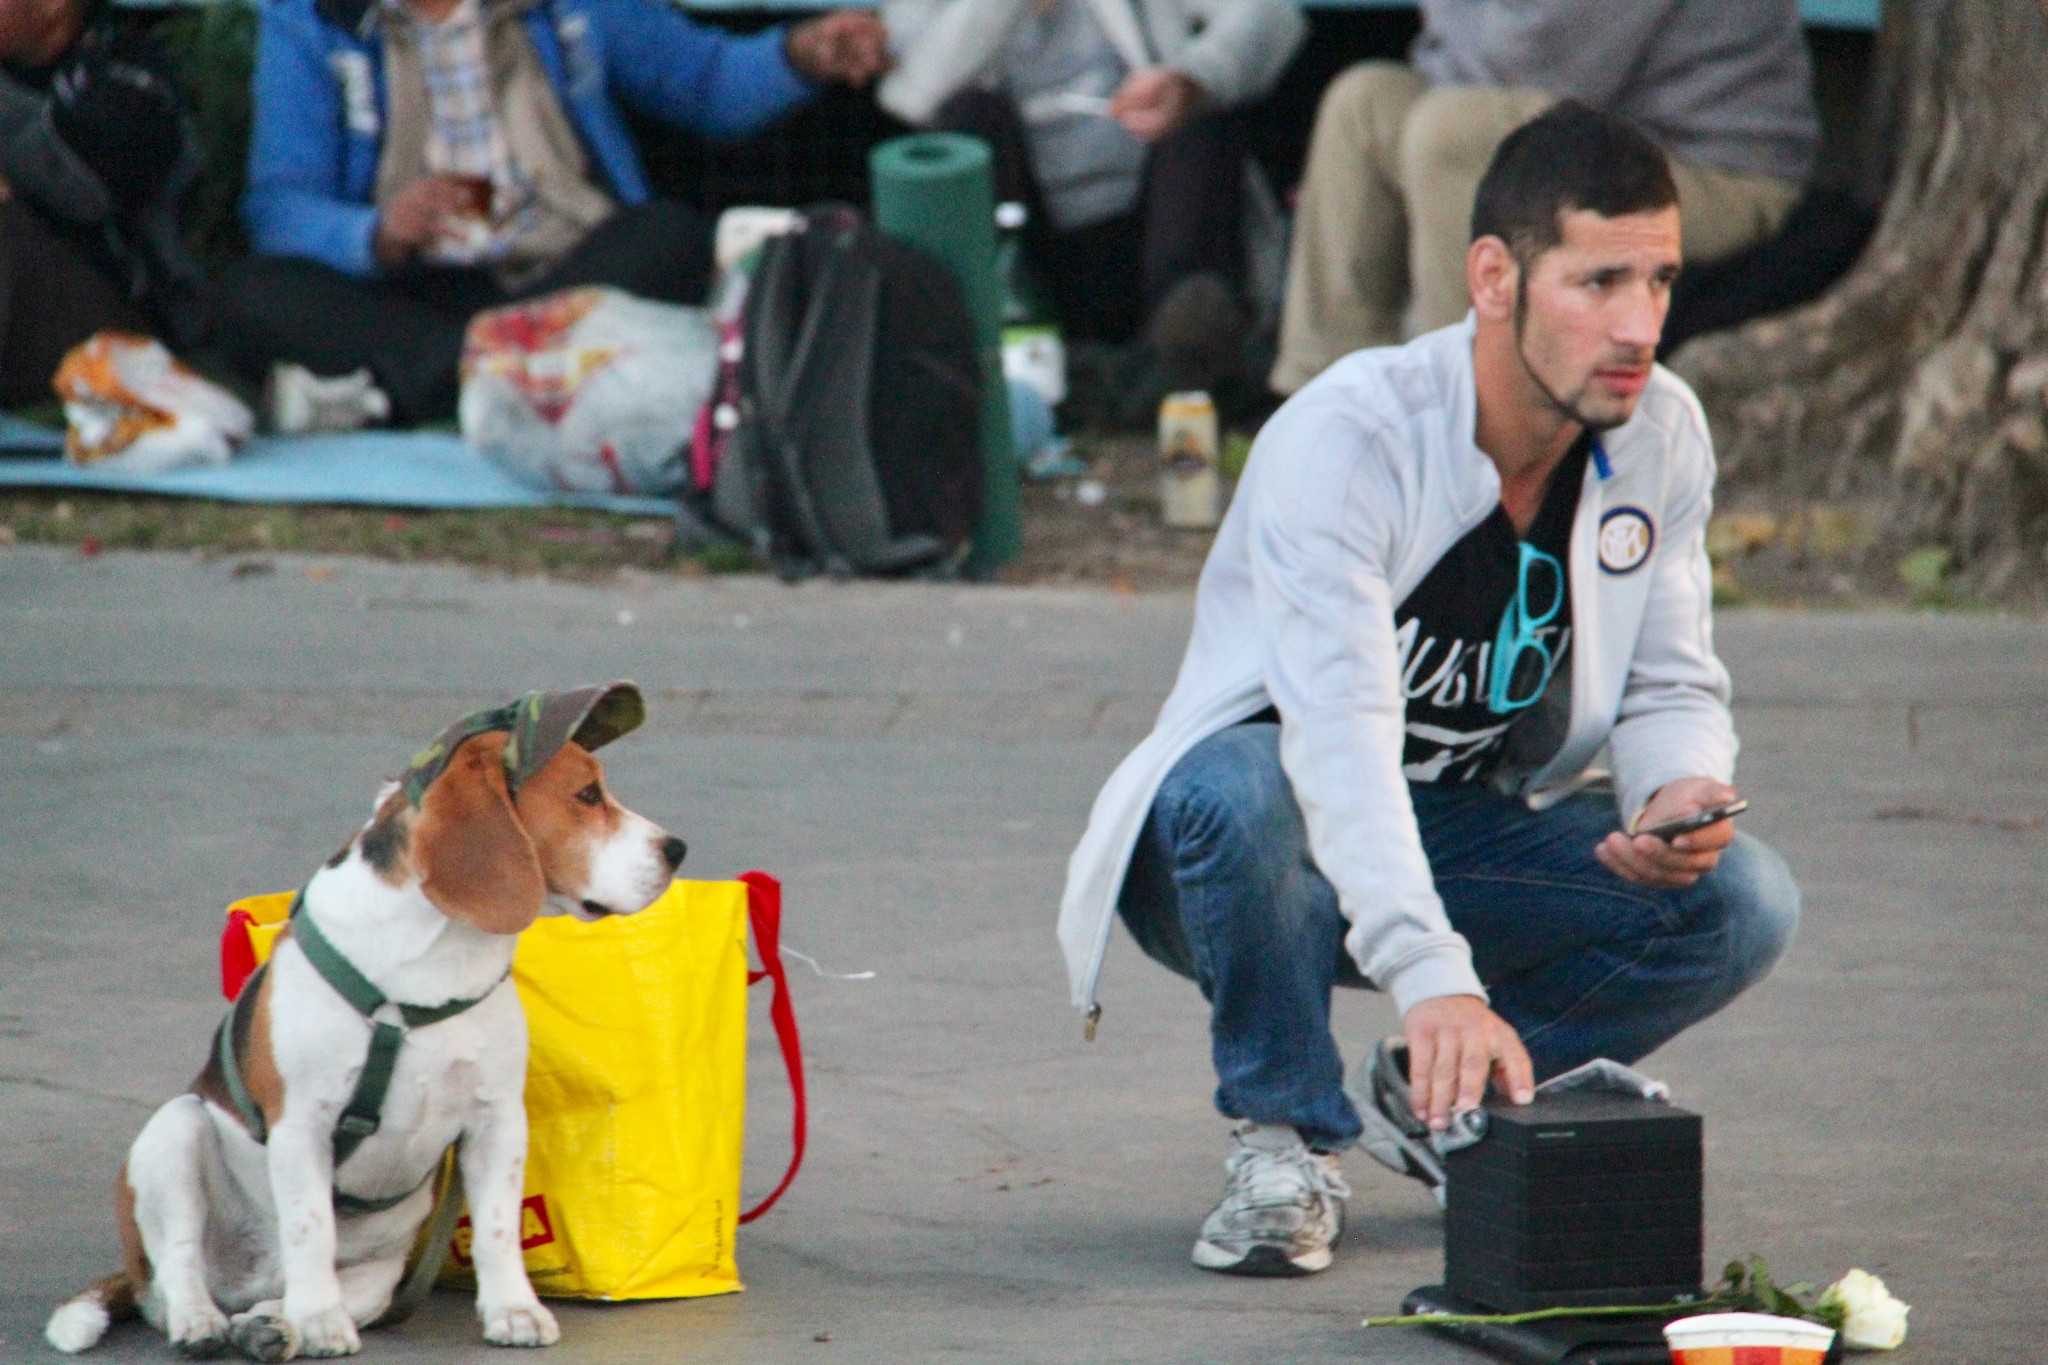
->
xmin=167 ymin=1301 xmax=232 ymax=1358
xmin=228 ymin=1309 xmax=299 ymax=1364
xmin=480 ymin=1300 xmax=560 ymax=1348
xmin=287 ymin=1305 xmax=359 ymax=1359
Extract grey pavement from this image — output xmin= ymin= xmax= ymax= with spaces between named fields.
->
xmin=2 ymin=546 xmax=2043 ymax=1364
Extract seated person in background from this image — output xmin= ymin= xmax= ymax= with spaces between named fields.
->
xmin=879 ymin=0 xmax=1303 ymax=381
xmin=216 ymin=0 xmax=887 ymax=430
xmin=0 ymin=0 xmax=206 ymax=409
xmin=1269 ymin=0 xmax=1818 ymax=395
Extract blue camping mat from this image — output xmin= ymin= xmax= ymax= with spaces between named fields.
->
xmin=0 ymin=418 xmax=676 ymax=516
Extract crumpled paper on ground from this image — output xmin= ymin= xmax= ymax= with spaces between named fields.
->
xmin=54 ymin=331 xmax=253 ymax=474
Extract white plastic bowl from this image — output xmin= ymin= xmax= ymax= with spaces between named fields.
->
xmin=1663 ymin=1311 xmax=1836 ymax=1362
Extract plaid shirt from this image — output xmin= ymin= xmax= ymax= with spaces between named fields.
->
xmin=397 ymin=0 xmax=532 ymax=264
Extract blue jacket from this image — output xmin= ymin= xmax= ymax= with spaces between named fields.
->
xmin=243 ymin=0 xmax=817 ymax=276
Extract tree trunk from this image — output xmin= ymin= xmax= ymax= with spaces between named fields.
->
xmin=1671 ymin=0 xmax=2048 ymax=603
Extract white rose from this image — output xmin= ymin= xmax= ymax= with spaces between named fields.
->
xmin=1819 ymin=1268 xmax=1911 ymax=1351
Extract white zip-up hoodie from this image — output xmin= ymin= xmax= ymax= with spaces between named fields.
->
xmin=1058 ymin=319 xmax=1737 ymax=1027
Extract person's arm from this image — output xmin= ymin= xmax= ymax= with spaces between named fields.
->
xmin=589 ymin=0 xmax=817 ymax=141
xmin=0 ymin=66 xmax=112 ymax=226
xmin=1162 ymin=0 xmax=1305 ymax=111
xmin=1247 ymin=404 xmax=1532 ymax=1126
xmin=1245 ymin=408 xmax=1483 ymax=1016
xmin=875 ymin=0 xmax=1030 ymax=127
xmin=240 ymin=0 xmax=382 ymax=276
xmin=1415 ymin=0 xmax=1675 ymax=108
xmin=1604 ymin=400 xmax=1739 ymax=839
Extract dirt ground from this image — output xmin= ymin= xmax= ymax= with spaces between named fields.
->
xmin=0 ymin=434 xmax=1216 ymax=589
xmin=1006 ymin=436 xmax=2003 ymax=609
xmin=1004 ymin=434 xmax=1221 ymax=591
xmin=0 ymin=434 xmax=2009 ymax=608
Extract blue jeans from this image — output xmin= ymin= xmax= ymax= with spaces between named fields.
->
xmin=1116 ymin=722 xmax=1800 ymax=1152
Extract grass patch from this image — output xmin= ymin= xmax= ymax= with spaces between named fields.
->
xmin=0 ymin=492 xmax=759 ymax=578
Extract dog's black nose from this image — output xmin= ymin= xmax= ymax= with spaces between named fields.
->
xmin=661 ymin=836 xmax=687 ymax=869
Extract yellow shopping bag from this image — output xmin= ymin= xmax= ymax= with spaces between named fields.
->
xmin=220 ymin=873 xmax=805 ymax=1301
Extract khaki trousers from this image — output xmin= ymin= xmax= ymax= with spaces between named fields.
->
xmin=1269 ymin=62 xmax=1804 ymax=394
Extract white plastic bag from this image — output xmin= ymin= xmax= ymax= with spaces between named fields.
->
xmin=54 ymin=331 xmax=253 ymax=474
xmin=459 ymin=287 xmax=718 ymax=497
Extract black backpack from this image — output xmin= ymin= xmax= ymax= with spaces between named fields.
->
xmin=693 ymin=206 xmax=984 ymax=578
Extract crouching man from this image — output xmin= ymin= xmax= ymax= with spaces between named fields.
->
xmin=1058 ymin=102 xmax=1799 ymax=1276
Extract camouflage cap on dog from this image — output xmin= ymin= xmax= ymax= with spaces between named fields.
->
xmin=399 ymin=682 xmax=646 ymax=806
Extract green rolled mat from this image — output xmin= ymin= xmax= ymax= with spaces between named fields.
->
xmin=870 ymin=132 xmax=1019 ymax=574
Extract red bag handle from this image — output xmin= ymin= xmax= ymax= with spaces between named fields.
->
xmin=221 ymin=908 xmax=260 ymax=1000
xmin=738 ymin=871 xmax=806 ymax=1223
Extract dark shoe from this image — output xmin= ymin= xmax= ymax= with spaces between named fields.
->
xmin=1143 ymin=273 xmax=1248 ymax=396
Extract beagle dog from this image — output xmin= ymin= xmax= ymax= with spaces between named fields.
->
xmin=47 ymin=684 xmax=683 ymax=1360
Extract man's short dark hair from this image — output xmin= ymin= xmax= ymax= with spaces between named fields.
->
xmin=1470 ymin=101 xmax=1678 ymax=264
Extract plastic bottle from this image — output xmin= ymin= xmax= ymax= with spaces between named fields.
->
xmin=994 ymin=201 xmax=1034 ymax=325
xmin=994 ymin=201 xmax=1066 ymax=408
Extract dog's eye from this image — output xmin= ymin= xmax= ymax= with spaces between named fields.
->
xmin=575 ymin=783 xmax=604 ymax=807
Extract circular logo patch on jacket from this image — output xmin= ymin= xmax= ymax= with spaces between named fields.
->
xmin=1598 ymin=507 xmax=1655 ymax=574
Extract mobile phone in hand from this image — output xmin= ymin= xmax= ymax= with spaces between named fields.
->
xmin=1639 ymin=799 xmax=1748 ymax=842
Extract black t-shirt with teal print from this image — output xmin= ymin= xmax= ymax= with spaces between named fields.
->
xmin=1393 ymin=435 xmax=1590 ymax=783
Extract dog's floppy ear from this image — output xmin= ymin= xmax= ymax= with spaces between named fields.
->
xmin=413 ymin=733 xmax=547 ymax=934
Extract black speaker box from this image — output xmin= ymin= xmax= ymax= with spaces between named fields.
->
xmin=1443 ymin=1090 xmax=1703 ymax=1313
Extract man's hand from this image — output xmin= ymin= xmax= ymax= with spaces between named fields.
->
xmin=1596 ymin=776 xmax=1739 ymax=889
xmin=372 ymin=174 xmax=480 ymax=268
xmin=1404 ymin=994 xmax=1534 ymax=1132
xmin=1109 ymin=67 xmax=1204 ymax=143
xmin=783 ymin=12 xmax=889 ymax=87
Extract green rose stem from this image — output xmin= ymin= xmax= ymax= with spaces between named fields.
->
xmin=1365 ymin=1258 xmax=1855 ymax=1332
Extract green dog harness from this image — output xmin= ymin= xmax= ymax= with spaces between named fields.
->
xmin=214 ymin=890 xmax=505 ymax=1212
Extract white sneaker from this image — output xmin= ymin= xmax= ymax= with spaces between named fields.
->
xmin=1191 ymin=1122 xmax=1350 ymax=1277
xmin=265 ymin=364 xmax=391 ymax=435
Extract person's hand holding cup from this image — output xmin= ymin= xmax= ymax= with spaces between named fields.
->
xmin=373 ymin=173 xmax=494 ymax=268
